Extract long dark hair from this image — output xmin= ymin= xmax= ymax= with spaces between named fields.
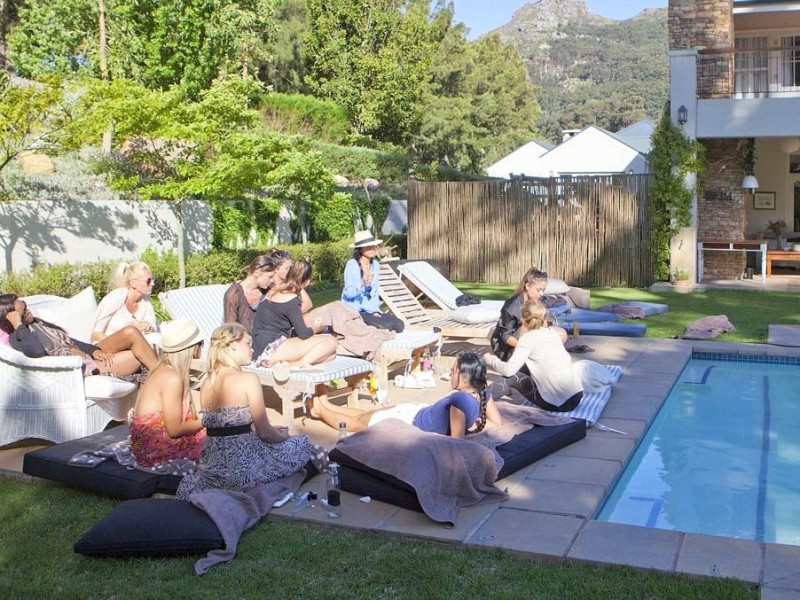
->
xmin=281 ymin=258 xmax=312 ymax=294
xmin=514 ymin=267 xmax=548 ymax=295
xmin=243 ymin=253 xmax=279 ymax=277
xmin=456 ymin=352 xmax=490 ymax=433
xmin=0 ymin=293 xmax=18 ymax=334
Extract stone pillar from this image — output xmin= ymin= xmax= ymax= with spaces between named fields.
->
xmin=697 ymin=138 xmax=747 ymax=279
xmin=669 ymin=0 xmax=733 ymax=51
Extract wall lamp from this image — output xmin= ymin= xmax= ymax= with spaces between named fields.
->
xmin=677 ymin=105 xmax=688 ymax=126
xmin=741 ymin=175 xmax=759 ymax=191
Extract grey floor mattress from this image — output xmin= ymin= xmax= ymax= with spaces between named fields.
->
xmin=329 ymin=419 xmax=586 ymax=513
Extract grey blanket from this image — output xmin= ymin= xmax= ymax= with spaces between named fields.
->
xmin=679 ymin=314 xmax=736 ymax=340
xmin=307 ymin=301 xmax=395 ymax=360
xmin=189 ymin=470 xmax=305 ymax=574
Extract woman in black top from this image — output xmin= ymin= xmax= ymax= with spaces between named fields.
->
xmin=490 ymin=268 xmax=567 ymax=361
xmin=251 ymin=259 xmax=337 ymax=367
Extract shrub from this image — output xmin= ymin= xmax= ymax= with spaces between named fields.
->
xmin=260 ymin=93 xmax=350 ymax=143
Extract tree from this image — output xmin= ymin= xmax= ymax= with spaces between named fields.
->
xmin=8 ymin=0 xmax=280 ymax=99
xmin=305 ymin=0 xmax=437 ymax=145
xmin=71 ymin=76 xmax=335 ymax=285
xmin=413 ymin=23 xmax=540 ymax=173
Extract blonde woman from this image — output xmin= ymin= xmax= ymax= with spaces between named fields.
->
xmin=177 ymin=323 xmax=327 ymax=498
xmin=130 ymin=319 xmax=206 ymax=470
xmin=485 ymin=300 xmax=583 ymax=412
xmin=91 ymin=261 xmax=158 ymax=341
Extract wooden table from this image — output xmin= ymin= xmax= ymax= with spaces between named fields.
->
xmin=697 ymin=239 xmax=768 ymax=284
xmin=766 ymin=250 xmax=800 ymax=276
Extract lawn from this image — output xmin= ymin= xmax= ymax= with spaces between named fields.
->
xmin=452 ymin=284 xmax=800 ymax=343
xmin=0 ymin=477 xmax=758 ymax=599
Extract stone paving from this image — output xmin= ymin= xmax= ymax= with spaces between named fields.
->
xmin=3 ymin=334 xmax=800 ymax=597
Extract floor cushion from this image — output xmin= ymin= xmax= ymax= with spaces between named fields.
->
xmin=74 ymin=498 xmax=223 ymax=557
xmin=23 ymin=424 xmax=181 ymax=499
xmin=330 ymin=419 xmax=586 ymax=513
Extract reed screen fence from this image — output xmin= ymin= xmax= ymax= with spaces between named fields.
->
xmin=407 ymin=175 xmax=653 ymax=287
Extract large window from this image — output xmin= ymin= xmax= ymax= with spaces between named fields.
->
xmin=735 ymin=36 xmax=768 ymax=98
xmin=780 ymin=36 xmax=800 ymax=90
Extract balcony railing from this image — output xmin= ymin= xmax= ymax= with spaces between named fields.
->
xmin=697 ymin=47 xmax=800 ymax=99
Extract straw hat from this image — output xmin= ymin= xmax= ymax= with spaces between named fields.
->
xmin=158 ymin=319 xmax=204 ymax=353
xmin=350 ymin=230 xmax=382 ymax=249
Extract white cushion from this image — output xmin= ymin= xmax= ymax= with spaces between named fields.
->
xmin=83 ymin=375 xmax=138 ymax=399
xmin=450 ymin=305 xmax=501 ymax=324
xmin=544 ymin=278 xmax=570 ymax=295
xmin=34 ymin=287 xmax=97 ymax=342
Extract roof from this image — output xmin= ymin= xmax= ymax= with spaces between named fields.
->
xmin=485 ymin=140 xmax=555 ymax=178
xmin=611 ymin=120 xmax=655 ymax=154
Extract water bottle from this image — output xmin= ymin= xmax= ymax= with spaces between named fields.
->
xmin=337 ymin=421 xmax=348 ymax=441
xmin=326 ymin=462 xmax=341 ymax=518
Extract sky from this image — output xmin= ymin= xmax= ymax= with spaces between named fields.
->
xmin=452 ymin=0 xmax=668 ymax=39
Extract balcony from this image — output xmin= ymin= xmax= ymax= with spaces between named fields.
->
xmin=697 ymin=46 xmax=800 ymax=99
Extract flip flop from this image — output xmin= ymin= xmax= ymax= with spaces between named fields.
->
xmin=567 ymin=344 xmax=595 ymax=354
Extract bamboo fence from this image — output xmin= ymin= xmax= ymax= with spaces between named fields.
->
xmin=407 ymin=175 xmax=653 ymax=287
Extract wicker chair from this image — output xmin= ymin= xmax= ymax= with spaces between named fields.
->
xmin=0 ymin=288 xmax=138 ymax=447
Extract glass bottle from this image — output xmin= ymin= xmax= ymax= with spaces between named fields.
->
xmin=326 ymin=462 xmax=341 ymax=518
xmin=337 ymin=421 xmax=348 ymax=441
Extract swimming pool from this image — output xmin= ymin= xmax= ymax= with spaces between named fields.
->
xmin=597 ymin=352 xmax=800 ymax=545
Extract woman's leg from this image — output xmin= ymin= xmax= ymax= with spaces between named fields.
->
xmin=496 ymin=371 xmax=582 ymax=412
xmin=308 ymin=395 xmax=375 ymax=432
xmin=95 ymin=350 xmax=142 ymax=376
xmin=97 ymin=326 xmax=158 ymax=370
xmin=273 ymin=334 xmax=337 ymax=366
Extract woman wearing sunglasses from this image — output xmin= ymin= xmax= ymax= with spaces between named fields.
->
xmin=90 ymin=261 xmax=158 ymax=343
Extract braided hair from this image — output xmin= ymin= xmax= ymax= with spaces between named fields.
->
xmin=456 ymin=352 xmax=490 ymax=434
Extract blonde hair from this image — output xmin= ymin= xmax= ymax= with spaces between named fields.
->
xmin=520 ymin=300 xmax=548 ymax=331
xmin=206 ymin=323 xmax=246 ymax=385
xmin=154 ymin=343 xmax=197 ymax=411
xmin=111 ymin=261 xmax=151 ymax=289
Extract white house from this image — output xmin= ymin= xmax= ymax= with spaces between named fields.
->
xmin=486 ymin=121 xmax=652 ymax=179
xmin=486 ymin=140 xmax=555 ymax=178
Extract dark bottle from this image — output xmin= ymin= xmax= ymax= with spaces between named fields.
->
xmin=326 ymin=462 xmax=341 ymax=518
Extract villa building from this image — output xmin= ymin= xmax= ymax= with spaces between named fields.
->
xmin=670 ymin=0 xmax=800 ymax=280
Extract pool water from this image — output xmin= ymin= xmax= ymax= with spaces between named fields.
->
xmin=597 ymin=353 xmax=800 ymax=545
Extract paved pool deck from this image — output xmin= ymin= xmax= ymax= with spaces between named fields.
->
xmin=3 ymin=334 xmax=800 ymax=598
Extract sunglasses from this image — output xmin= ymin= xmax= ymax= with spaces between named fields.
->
xmin=135 ymin=277 xmax=154 ymax=285
xmin=272 ymin=250 xmax=291 ymax=260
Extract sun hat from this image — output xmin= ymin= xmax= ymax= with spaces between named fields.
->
xmin=350 ymin=230 xmax=382 ymax=249
xmin=158 ymin=319 xmax=204 ymax=353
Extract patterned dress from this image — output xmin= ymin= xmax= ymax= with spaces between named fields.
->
xmin=176 ymin=405 xmax=314 ymax=499
xmin=130 ymin=411 xmax=205 ymax=469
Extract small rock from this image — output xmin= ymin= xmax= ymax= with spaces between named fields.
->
xmin=19 ymin=151 xmax=55 ymax=174
xmin=333 ymin=174 xmax=349 ymax=187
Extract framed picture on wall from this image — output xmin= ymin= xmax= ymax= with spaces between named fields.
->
xmin=753 ymin=192 xmax=776 ymax=210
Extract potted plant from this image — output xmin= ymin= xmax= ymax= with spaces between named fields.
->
xmin=672 ymin=268 xmax=691 ymax=287
xmin=767 ymin=219 xmax=788 ymax=250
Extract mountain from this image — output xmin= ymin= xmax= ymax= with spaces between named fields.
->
xmin=491 ymin=0 xmax=668 ymax=143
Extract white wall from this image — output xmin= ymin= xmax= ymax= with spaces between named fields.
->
xmin=539 ymin=127 xmax=648 ymax=175
xmin=0 ymin=199 xmax=212 ymax=273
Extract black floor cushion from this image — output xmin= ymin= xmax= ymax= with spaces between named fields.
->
xmin=331 ymin=419 xmax=586 ymax=513
xmin=23 ymin=424 xmax=181 ymax=499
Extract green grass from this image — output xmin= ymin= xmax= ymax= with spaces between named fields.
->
xmin=453 ymin=284 xmax=800 ymax=344
xmin=0 ymin=478 xmax=758 ymax=599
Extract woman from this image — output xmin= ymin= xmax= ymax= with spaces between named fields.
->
xmin=91 ymin=261 xmax=158 ymax=341
xmin=341 ymin=230 xmax=404 ymax=332
xmin=490 ymin=267 xmax=567 ymax=361
xmin=0 ymin=293 xmax=158 ymax=378
xmin=130 ymin=319 xmax=206 ymax=470
xmin=177 ymin=323 xmax=326 ymax=498
xmin=251 ymin=259 xmax=337 ymax=367
xmin=306 ymin=352 xmax=501 ymax=437
xmin=485 ymin=300 xmax=583 ymax=412
xmin=223 ymin=254 xmax=279 ymax=333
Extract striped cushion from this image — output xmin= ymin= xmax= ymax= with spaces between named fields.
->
xmin=382 ymin=330 xmax=439 ymax=351
xmin=159 ymin=285 xmax=227 ymax=347
xmin=547 ymin=364 xmax=623 ymax=425
xmin=247 ymin=356 xmax=372 ymax=384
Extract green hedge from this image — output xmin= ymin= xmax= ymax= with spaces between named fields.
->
xmin=260 ymin=93 xmax=351 ymax=144
xmin=0 ymin=237 xmax=408 ymax=300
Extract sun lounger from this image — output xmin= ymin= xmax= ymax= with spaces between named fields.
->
xmin=378 ymin=263 xmax=494 ymax=340
xmin=159 ymin=285 xmax=438 ymax=424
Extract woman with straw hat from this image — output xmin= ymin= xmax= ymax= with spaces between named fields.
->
xmin=341 ymin=230 xmax=404 ymax=332
xmin=130 ymin=318 xmax=206 ymax=471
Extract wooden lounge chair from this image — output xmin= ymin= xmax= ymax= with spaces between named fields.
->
xmin=378 ymin=262 xmax=494 ymax=340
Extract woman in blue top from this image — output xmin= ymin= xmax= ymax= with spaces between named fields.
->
xmin=341 ymin=230 xmax=404 ymax=333
xmin=305 ymin=352 xmax=502 ymax=437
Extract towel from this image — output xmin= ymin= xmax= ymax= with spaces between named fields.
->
xmin=679 ymin=315 xmax=736 ymax=340
xmin=189 ymin=471 xmax=305 ymax=574
xmin=598 ymin=303 xmax=646 ymax=319
xmin=455 ymin=293 xmax=481 ymax=306
xmin=306 ymin=301 xmax=395 ymax=360
xmin=334 ymin=420 xmax=508 ymax=525
xmin=573 ymin=359 xmax=618 ymax=393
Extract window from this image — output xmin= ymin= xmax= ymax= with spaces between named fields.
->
xmin=780 ymin=36 xmax=800 ymax=89
xmin=735 ymin=36 xmax=768 ymax=98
